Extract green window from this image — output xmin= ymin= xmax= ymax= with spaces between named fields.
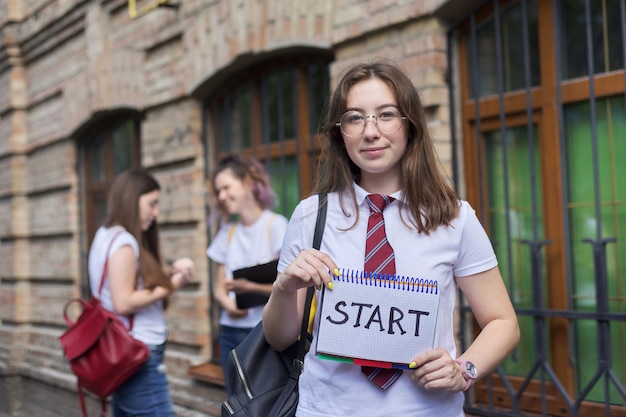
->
xmin=458 ymin=0 xmax=626 ymax=413
xmin=485 ymin=125 xmax=544 ymax=377
xmin=564 ymin=96 xmax=626 ymax=403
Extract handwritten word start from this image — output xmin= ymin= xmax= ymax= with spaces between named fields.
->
xmin=324 ymin=301 xmax=430 ymax=337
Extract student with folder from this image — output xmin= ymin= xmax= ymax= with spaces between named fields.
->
xmin=206 ymin=154 xmax=288 ymax=393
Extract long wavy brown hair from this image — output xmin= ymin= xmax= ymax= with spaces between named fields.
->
xmin=315 ymin=60 xmax=459 ymax=234
xmin=104 ymin=169 xmax=173 ymax=301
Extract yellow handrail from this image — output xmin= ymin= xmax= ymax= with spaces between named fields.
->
xmin=128 ymin=0 xmax=174 ymax=19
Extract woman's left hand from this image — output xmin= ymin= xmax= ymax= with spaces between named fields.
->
xmin=409 ymin=348 xmax=467 ymax=392
xmin=171 ymin=257 xmax=196 ymax=287
xmin=225 ymin=278 xmax=252 ymax=294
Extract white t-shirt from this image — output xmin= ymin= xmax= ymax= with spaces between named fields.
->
xmin=88 ymin=225 xmax=168 ymax=346
xmin=206 ymin=210 xmax=288 ymax=328
xmin=278 ymin=184 xmax=498 ymax=417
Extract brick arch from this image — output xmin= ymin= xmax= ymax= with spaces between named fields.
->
xmin=189 ymin=46 xmax=333 ymax=101
xmin=70 ymin=107 xmax=143 ymax=140
xmin=75 ymin=110 xmax=142 ymax=271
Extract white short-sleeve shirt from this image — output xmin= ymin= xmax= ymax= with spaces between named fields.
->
xmin=278 ymin=184 xmax=497 ymax=417
xmin=88 ymin=226 xmax=168 ymax=346
xmin=207 ymin=210 xmax=288 ymax=328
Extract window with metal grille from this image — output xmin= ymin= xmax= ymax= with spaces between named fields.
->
xmin=452 ymin=0 xmax=626 ymax=415
xmin=202 ymin=55 xmax=331 ymax=371
xmin=78 ymin=115 xmax=141 ymax=298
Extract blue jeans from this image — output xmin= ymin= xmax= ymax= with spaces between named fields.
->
xmin=219 ymin=325 xmax=254 ymax=394
xmin=112 ymin=343 xmax=174 ymax=417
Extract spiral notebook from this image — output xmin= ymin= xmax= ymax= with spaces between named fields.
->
xmin=316 ymin=269 xmax=440 ymax=368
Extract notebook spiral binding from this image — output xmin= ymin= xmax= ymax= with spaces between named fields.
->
xmin=328 ymin=268 xmax=438 ymax=294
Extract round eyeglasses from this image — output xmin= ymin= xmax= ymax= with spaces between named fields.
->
xmin=336 ymin=109 xmax=407 ymax=137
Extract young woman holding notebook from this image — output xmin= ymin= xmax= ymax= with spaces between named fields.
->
xmin=206 ymin=154 xmax=288 ymax=391
xmin=262 ymin=61 xmax=520 ymax=416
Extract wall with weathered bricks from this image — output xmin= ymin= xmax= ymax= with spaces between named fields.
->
xmin=0 ymin=0 xmax=463 ymax=415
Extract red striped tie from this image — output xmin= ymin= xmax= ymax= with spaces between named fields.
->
xmin=361 ymin=194 xmax=403 ymax=390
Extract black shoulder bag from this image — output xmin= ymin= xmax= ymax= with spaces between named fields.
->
xmin=221 ymin=193 xmax=328 ymax=417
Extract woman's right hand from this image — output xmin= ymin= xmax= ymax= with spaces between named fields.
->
xmin=170 ymin=271 xmax=189 ymax=290
xmin=274 ymin=248 xmax=338 ymax=293
xmin=262 ymin=249 xmax=337 ymax=351
xmin=223 ymin=300 xmax=249 ymax=319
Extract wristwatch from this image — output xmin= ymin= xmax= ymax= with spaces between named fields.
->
xmin=454 ymin=359 xmax=478 ymax=391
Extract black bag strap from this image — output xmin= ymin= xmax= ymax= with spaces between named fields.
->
xmin=268 ymin=193 xmax=327 ymax=417
xmin=312 ymin=192 xmax=327 ymax=252
xmin=296 ymin=192 xmax=327 ymax=361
